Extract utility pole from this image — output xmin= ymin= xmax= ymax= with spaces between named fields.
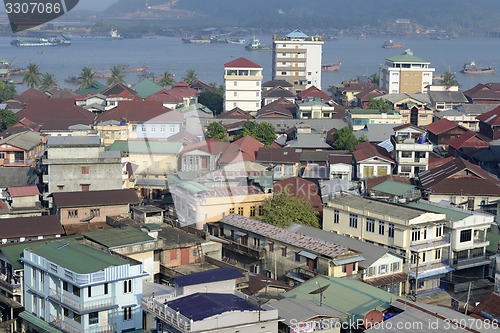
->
xmin=414 ymin=252 xmax=419 ymax=299
xmin=464 ymin=282 xmax=472 ymax=315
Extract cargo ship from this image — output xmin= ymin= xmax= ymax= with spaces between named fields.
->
xmin=11 ymin=38 xmax=70 ymax=47
xmin=61 ymin=29 xmax=123 ymax=41
xmin=245 ymin=39 xmax=271 ymax=51
xmin=461 ymin=61 xmax=496 ymax=74
xmin=382 ymin=40 xmax=404 ymax=49
xmin=321 ymin=60 xmax=341 ymax=72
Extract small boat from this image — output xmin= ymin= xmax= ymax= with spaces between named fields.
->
xmin=245 ymin=39 xmax=271 ymax=51
xmin=227 ymin=38 xmax=246 ymax=45
xmin=182 ymin=36 xmax=211 ymax=44
xmin=321 ymin=60 xmax=341 ymax=72
xmin=357 ymin=34 xmax=368 ymax=40
xmin=95 ymin=72 xmax=111 ymax=78
xmin=382 ymin=40 xmax=404 ymax=49
xmin=461 ymin=61 xmax=496 ymax=74
xmin=126 ymin=66 xmax=148 ymax=73
xmin=62 ymin=29 xmax=122 ymax=41
xmin=10 ymin=37 xmax=70 ymax=47
xmin=64 ymin=76 xmax=79 ymax=84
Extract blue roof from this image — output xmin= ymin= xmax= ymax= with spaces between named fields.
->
xmin=165 ymin=293 xmax=260 ymax=321
xmin=174 ymin=267 xmax=244 ymax=287
xmin=286 ymin=29 xmax=309 ymax=38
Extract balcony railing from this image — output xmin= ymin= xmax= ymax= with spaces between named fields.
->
xmin=50 ymin=315 xmax=114 ymax=333
xmin=152 ymin=299 xmax=192 ymax=332
xmin=452 ymin=255 xmax=490 ymax=269
xmin=49 ymin=288 xmax=116 ymax=313
xmin=0 ymin=273 xmax=22 ymax=292
xmin=224 ymin=240 xmax=266 ymax=260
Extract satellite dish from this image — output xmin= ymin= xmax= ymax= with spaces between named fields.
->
xmin=309 ymin=284 xmax=330 ymax=294
xmin=364 ymin=309 xmax=384 ymax=329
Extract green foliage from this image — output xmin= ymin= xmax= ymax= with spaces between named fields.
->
xmin=0 ymin=82 xmax=16 ymax=102
xmin=332 ymin=126 xmax=361 ymax=152
xmin=158 ymin=70 xmax=176 ymax=87
xmin=367 ymin=98 xmax=392 ymax=111
xmin=199 ymin=90 xmax=223 ymax=116
xmin=106 ymin=65 xmax=125 ymax=85
xmin=0 ymin=109 xmax=18 ymax=130
xmin=22 ymin=63 xmax=41 ymax=88
xmin=40 ymin=73 xmax=58 ymax=91
xmin=78 ymin=67 xmax=96 ymax=90
xmin=236 ymin=121 xmax=276 ymax=147
xmin=368 ymin=72 xmax=380 ymax=85
xmin=440 ymin=71 xmax=459 ymax=87
xmin=208 ymin=82 xmax=224 ymax=95
xmin=260 ymin=190 xmax=319 ymax=228
xmin=205 ymin=122 xmax=228 ymax=141
xmin=182 ymin=69 xmax=198 ymax=85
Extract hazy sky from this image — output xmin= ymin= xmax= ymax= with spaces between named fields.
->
xmin=74 ymin=0 xmax=118 ymax=11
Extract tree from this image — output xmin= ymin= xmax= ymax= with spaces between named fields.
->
xmin=182 ymin=69 xmax=198 ymax=85
xmin=157 ymin=69 xmax=175 ymax=87
xmin=199 ymin=90 xmax=223 ymax=115
xmin=208 ymin=82 xmax=224 ymax=95
xmin=332 ymin=126 xmax=360 ymax=152
xmin=368 ymin=72 xmax=380 ymax=85
xmin=236 ymin=121 xmax=277 ymax=147
xmin=205 ymin=122 xmax=228 ymax=141
xmin=22 ymin=63 xmax=41 ymax=88
xmin=78 ymin=66 xmax=96 ymax=90
xmin=367 ymin=98 xmax=392 ymax=111
xmin=0 ymin=82 xmax=16 ymax=102
xmin=260 ymin=190 xmax=319 ymax=228
xmin=40 ymin=72 xmax=58 ymax=91
xmin=440 ymin=70 xmax=459 ymax=87
xmin=106 ymin=65 xmax=125 ymax=85
xmin=0 ymin=109 xmax=18 ymax=130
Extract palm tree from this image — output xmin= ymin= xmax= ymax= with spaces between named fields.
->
xmin=106 ymin=65 xmax=125 ymax=85
xmin=157 ymin=70 xmax=175 ymax=87
xmin=440 ymin=70 xmax=459 ymax=87
xmin=22 ymin=63 xmax=41 ymax=88
xmin=182 ymin=69 xmax=198 ymax=85
xmin=40 ymin=73 xmax=58 ymax=91
xmin=77 ymin=66 xmax=96 ymax=90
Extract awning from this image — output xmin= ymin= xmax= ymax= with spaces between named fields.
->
xmin=332 ymin=255 xmax=365 ymax=266
xmin=298 ymin=250 xmax=318 ymax=260
xmin=18 ymin=311 xmax=63 ymax=333
xmin=286 ymin=271 xmax=306 ymax=283
xmin=408 ymin=266 xmax=454 ymax=279
xmin=234 ymin=231 xmax=247 ymax=237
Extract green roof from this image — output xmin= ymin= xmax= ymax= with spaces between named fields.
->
xmin=106 ymin=140 xmax=182 ymax=154
xmin=406 ymin=201 xmax=471 ymax=222
xmin=29 ymin=241 xmax=130 ymax=274
xmin=349 ymin=108 xmax=399 ymax=115
xmin=132 ymin=79 xmax=163 ymax=99
xmin=372 ymin=180 xmax=416 ymax=196
xmin=281 ymin=275 xmax=394 ymax=319
xmin=143 ymin=223 xmax=162 ymax=231
xmin=84 ymin=226 xmax=154 ymax=248
xmin=19 ymin=311 xmax=63 ymax=333
xmin=0 ymin=243 xmax=33 ymax=270
xmin=76 ymin=81 xmax=108 ymax=96
xmin=387 ymin=52 xmax=429 ymax=63
xmin=487 ymin=230 xmax=500 ymax=253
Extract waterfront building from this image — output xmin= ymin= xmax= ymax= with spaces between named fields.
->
xmin=379 ymin=49 xmax=435 ymax=94
xmin=223 ymin=57 xmax=263 ymax=113
xmin=272 ymin=30 xmax=323 ymax=94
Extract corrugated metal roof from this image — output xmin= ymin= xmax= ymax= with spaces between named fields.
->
xmin=8 ymin=185 xmax=39 ymax=197
xmin=0 ymin=131 xmax=41 ymax=151
xmin=84 ymin=226 xmax=154 ymax=248
xmin=371 ymin=180 xmax=416 ymax=196
xmin=51 ymin=189 xmax=140 ymax=208
xmin=174 ymin=267 xmax=244 ymax=287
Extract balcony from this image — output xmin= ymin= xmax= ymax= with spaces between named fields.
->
xmin=48 ymin=288 xmax=117 ymax=313
xmin=452 ymin=256 xmax=490 ymax=270
xmin=0 ymin=273 xmax=22 ymax=292
xmin=50 ymin=315 xmax=114 ymax=333
xmin=409 ymin=260 xmax=452 ymax=279
xmin=152 ymin=299 xmax=192 ymax=332
xmin=223 ymin=239 xmax=266 ymax=260
xmin=0 ymin=159 xmax=29 ymax=166
xmin=410 ymin=235 xmax=450 ymax=252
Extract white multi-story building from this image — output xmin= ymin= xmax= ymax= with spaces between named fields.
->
xmin=391 ymin=124 xmax=433 ymax=178
xmin=272 ymin=29 xmax=323 ymax=94
xmin=21 ymin=240 xmax=146 ymax=333
xmin=223 ymin=57 xmax=263 ymax=112
xmin=379 ymin=49 xmax=435 ymax=94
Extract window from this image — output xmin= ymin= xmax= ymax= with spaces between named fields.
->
xmin=250 ymin=206 xmax=256 ymax=217
xmin=64 ymin=308 xmax=69 ymax=317
xmin=255 ymin=91 xmax=259 ymax=97
xmin=388 ymin=223 xmax=394 ymax=238
xmin=90 ymin=209 xmax=100 ymax=217
xmin=378 ymin=221 xmax=385 ymax=235
xmin=234 ymin=91 xmax=237 ymax=97
xmin=253 ymin=237 xmax=260 ymax=247
xmin=88 ymin=286 xmax=92 ymax=298
xmin=281 ymin=247 xmax=287 ymax=257
xmin=151 ymin=125 xmax=156 ymax=133
xmin=342 ymin=264 xmax=347 ymax=273
xmin=435 ymin=248 xmax=441 ymax=260
xmin=391 ymin=262 xmax=400 ymax=272
xmin=68 ymin=210 xmax=78 ymax=218
xmin=378 ymin=264 xmax=387 ymax=275
xmin=281 ymin=71 xmax=287 ymax=75
xmin=269 ymin=243 xmax=274 ymax=252
xmin=63 ymin=281 xmax=68 ymax=291
xmin=89 ymin=312 xmax=99 ymax=325
xmin=366 ymin=218 xmax=374 ymax=232
xmin=160 ymin=125 xmax=165 ymax=133
xmin=73 ymin=287 xmax=80 ymax=297
xmin=367 ymin=266 xmax=376 ymax=277
xmin=421 ymin=252 xmax=426 ymax=263
xmin=170 ymin=125 xmax=175 ymax=133
xmin=104 ymin=283 xmax=108 ymax=295
xmin=124 ymin=306 xmax=133 ymax=321
xmin=238 ymin=207 xmax=244 ymax=215
xmin=333 ymin=209 xmax=339 ymax=224
xmin=74 ymin=314 xmax=81 ymax=324
xmin=141 ymin=125 xmax=146 ymax=132
xmin=233 ymin=81 xmax=237 ymax=86
xmin=460 ymin=229 xmax=472 ymax=243
xmin=81 ymin=166 xmax=90 ymax=174
xmin=123 ymin=279 xmax=132 ymax=294
xmin=349 ymin=214 xmax=358 ymax=229
xmin=411 ymin=228 xmax=421 ymax=242
xmin=401 ymin=151 xmax=412 ymax=158
xmin=435 ymin=225 xmax=442 ymax=237
xmin=258 ymin=206 xmax=264 ymax=216
xmin=131 ymin=125 xmax=137 ymax=132
xmin=295 ymin=252 xmax=301 ymax=262
xmin=229 ymin=208 xmax=235 ymax=214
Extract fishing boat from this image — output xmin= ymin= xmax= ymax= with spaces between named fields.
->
xmin=227 ymin=38 xmax=246 ymax=45
xmin=62 ymin=29 xmax=123 ymax=41
xmin=321 ymin=60 xmax=341 ymax=72
xmin=245 ymin=39 xmax=271 ymax=51
xmin=11 ymin=38 xmax=70 ymax=47
xmin=461 ymin=61 xmax=496 ymax=74
xmin=382 ymin=40 xmax=404 ymax=49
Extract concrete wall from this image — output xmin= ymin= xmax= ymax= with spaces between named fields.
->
xmin=58 ymin=204 xmax=131 ymax=225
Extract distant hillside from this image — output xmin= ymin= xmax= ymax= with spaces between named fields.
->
xmin=105 ymin=0 xmax=500 ymax=32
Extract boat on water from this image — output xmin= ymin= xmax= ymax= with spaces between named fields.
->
xmin=62 ymin=29 xmax=123 ymax=41
xmin=357 ymin=34 xmax=369 ymax=40
xmin=461 ymin=61 xmax=496 ymax=74
xmin=182 ymin=36 xmax=211 ymax=44
xmin=126 ymin=66 xmax=148 ymax=73
xmin=245 ymin=39 xmax=271 ymax=51
xmin=382 ymin=40 xmax=404 ymax=49
xmin=321 ymin=61 xmax=341 ymax=72
xmin=227 ymin=38 xmax=246 ymax=45
xmin=11 ymin=38 xmax=70 ymax=47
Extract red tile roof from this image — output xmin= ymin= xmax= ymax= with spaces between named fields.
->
xmin=471 ymin=292 xmax=500 ymax=319
xmin=168 ymin=82 xmax=199 ymax=98
xmin=298 ymin=86 xmax=330 ymax=101
xmin=51 ymin=189 xmax=140 ymax=208
xmin=8 ymin=185 xmax=39 ymax=197
xmin=146 ymin=89 xmax=182 ymax=103
xmin=16 ymin=98 xmax=95 ymax=131
xmin=181 ymin=138 xmax=230 ymax=155
xmin=219 ymin=107 xmax=254 ymax=119
xmin=273 ymin=176 xmax=323 ymax=211
xmin=447 ymin=131 xmax=490 ymax=150
xmin=427 ymin=156 xmax=454 ymax=170
xmin=16 ymin=88 xmax=48 ymax=104
xmin=224 ymin=57 xmax=262 ymax=68
xmin=425 ymin=118 xmax=461 ymax=135
xmin=96 ymin=101 xmax=172 ymax=122
xmin=463 ymin=83 xmax=500 ymax=101
xmin=328 ymin=154 xmax=352 ymax=165
xmin=218 ymin=136 xmax=264 ymax=165
xmin=476 ymin=105 xmax=500 ymax=126
xmin=0 ymin=215 xmax=64 ymax=239
xmin=256 ymin=98 xmax=296 ymax=118
xmin=353 ymin=142 xmax=394 ymax=163
xmin=101 ymin=82 xmax=139 ymax=98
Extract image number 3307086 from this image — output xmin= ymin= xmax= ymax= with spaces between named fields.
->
xmin=3 ymin=0 xmax=79 ymax=32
